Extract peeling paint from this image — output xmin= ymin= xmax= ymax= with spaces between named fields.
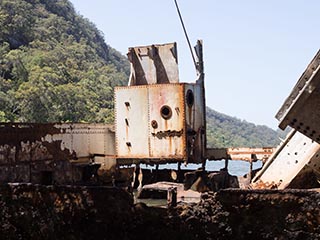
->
xmin=0 ymin=123 xmax=116 ymax=185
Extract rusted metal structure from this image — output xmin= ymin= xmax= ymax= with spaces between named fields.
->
xmin=115 ymin=41 xmax=275 ymax=166
xmin=0 ymin=41 xmax=276 ymax=186
xmin=276 ymin=50 xmax=320 ymax=143
xmin=206 ymin=147 xmax=274 ymax=163
xmin=252 ymin=50 xmax=320 ymax=189
xmin=251 ymin=130 xmax=320 ymax=189
xmin=127 ymin=43 xmax=179 ymax=86
xmin=0 ymin=123 xmax=115 ymax=184
xmin=115 ymin=42 xmax=206 ymax=164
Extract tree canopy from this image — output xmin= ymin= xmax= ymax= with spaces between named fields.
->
xmin=0 ymin=0 xmax=129 ymax=123
xmin=206 ymin=107 xmax=287 ymax=148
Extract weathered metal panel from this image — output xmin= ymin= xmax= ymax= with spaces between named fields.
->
xmin=88 ymin=125 xmax=108 ymax=155
xmin=0 ymin=123 xmax=67 ymax=163
xmin=127 ymin=43 xmax=179 ymax=85
xmin=184 ymin=84 xmax=205 ymax=163
xmin=115 ymin=80 xmax=207 ymax=163
xmin=103 ymin=127 xmax=116 ymax=156
xmin=115 ymin=84 xmax=189 ymax=161
xmin=276 ymin=50 xmax=320 ymax=143
xmin=116 ymin=83 xmax=208 ymax=162
xmin=64 ymin=124 xmax=89 ymax=159
xmin=184 ymin=84 xmax=204 ymax=129
xmin=41 ymin=123 xmax=115 ymax=161
xmin=148 ymin=84 xmax=186 ymax=159
xmin=252 ymin=130 xmax=320 ymax=189
xmin=115 ymin=86 xmax=149 ymax=158
xmin=0 ymin=123 xmax=115 ymax=184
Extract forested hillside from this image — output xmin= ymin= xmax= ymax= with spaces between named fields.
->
xmin=0 ymin=0 xmax=129 ymax=123
xmin=206 ymin=108 xmax=287 ymax=148
xmin=0 ymin=0 xmax=284 ymax=148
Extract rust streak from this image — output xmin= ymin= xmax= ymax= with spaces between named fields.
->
xmin=152 ymin=129 xmax=184 ymax=139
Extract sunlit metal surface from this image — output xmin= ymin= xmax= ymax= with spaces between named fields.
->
xmin=252 ymin=130 xmax=320 ymax=189
xmin=206 ymin=147 xmax=275 ymax=162
xmin=276 ymin=50 xmax=320 ymax=143
xmin=116 ymin=42 xmax=205 ymax=164
xmin=115 ymin=83 xmax=205 ymax=164
xmin=127 ymin=43 xmax=178 ymax=85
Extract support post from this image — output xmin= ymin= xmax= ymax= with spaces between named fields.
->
xmin=249 ymin=159 xmax=253 ymax=182
xmin=167 ymin=187 xmax=177 ymax=208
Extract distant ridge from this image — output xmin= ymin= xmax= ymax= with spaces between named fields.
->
xmin=206 ymin=107 xmax=287 ymax=148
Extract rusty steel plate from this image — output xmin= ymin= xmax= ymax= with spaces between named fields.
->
xmin=276 ymin=50 xmax=320 ymax=143
xmin=252 ymin=130 xmax=320 ymax=189
xmin=127 ymin=42 xmax=179 ymax=85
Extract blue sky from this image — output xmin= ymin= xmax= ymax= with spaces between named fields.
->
xmin=70 ymin=0 xmax=320 ymax=129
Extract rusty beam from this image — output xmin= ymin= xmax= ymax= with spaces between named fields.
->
xmin=251 ymin=130 xmax=320 ymax=189
xmin=276 ymin=50 xmax=320 ymax=143
xmin=206 ymin=147 xmax=275 ymax=162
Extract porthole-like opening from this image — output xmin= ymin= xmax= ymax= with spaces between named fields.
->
xmin=160 ymin=105 xmax=172 ymax=120
xmin=151 ymin=120 xmax=158 ymax=129
xmin=186 ymin=90 xmax=194 ymax=107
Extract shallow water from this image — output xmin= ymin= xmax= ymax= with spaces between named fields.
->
xmin=141 ymin=160 xmax=263 ymax=177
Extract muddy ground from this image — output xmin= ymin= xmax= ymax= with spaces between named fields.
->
xmin=0 ymin=184 xmax=319 ymax=240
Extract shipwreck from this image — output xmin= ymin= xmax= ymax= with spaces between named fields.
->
xmin=0 ymin=40 xmax=320 ymax=239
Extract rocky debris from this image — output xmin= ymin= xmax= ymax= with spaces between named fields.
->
xmin=0 ymin=184 xmax=133 ymax=240
xmin=170 ymin=189 xmax=320 ymax=240
xmin=0 ymin=184 xmax=320 ymax=240
xmin=251 ymin=180 xmax=280 ymax=189
xmin=131 ymin=189 xmax=320 ymax=239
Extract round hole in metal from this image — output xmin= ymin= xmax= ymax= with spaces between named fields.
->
xmin=160 ymin=105 xmax=172 ymax=120
xmin=186 ymin=89 xmax=194 ymax=107
xmin=151 ymin=120 xmax=158 ymax=129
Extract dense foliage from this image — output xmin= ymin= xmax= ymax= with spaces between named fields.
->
xmin=0 ymin=0 xmax=129 ymax=123
xmin=206 ymin=108 xmax=287 ymax=148
xmin=0 ymin=0 xmax=284 ymax=147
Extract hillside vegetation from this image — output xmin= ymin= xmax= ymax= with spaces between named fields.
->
xmin=0 ymin=0 xmax=129 ymax=123
xmin=0 ymin=0 xmax=284 ymax=147
xmin=206 ymin=108 xmax=286 ymax=148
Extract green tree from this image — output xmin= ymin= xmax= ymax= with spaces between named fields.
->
xmin=0 ymin=0 xmax=129 ymax=123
